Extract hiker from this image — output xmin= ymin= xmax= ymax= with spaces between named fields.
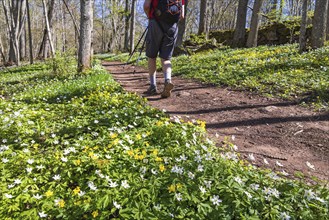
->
xmin=143 ymin=0 xmax=185 ymax=98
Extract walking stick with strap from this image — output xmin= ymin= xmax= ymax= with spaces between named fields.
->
xmin=125 ymin=26 xmax=148 ymax=66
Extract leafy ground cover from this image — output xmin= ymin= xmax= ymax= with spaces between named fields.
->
xmin=0 ymin=61 xmax=328 ymax=219
xmin=105 ymin=44 xmax=329 ymax=110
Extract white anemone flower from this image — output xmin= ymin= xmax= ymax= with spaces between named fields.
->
xmin=204 ymin=180 xmax=212 ymax=189
xmin=245 ymin=191 xmax=253 ymax=199
xmin=88 ymin=182 xmax=97 ymax=191
xmin=5 ymin=194 xmax=14 ymax=199
xmin=121 ymin=180 xmax=130 ymax=189
xmin=27 ymin=159 xmax=34 ymax=164
xmin=38 ymin=212 xmax=48 ymax=218
xmin=199 ymin=186 xmax=206 ymax=194
xmin=210 ymin=195 xmax=222 ymax=206
xmin=109 ymin=181 xmax=118 ymax=188
xmin=113 ymin=201 xmax=121 ymax=209
xmin=36 ymin=165 xmax=45 ymax=170
xmin=197 ymin=165 xmax=204 ymax=172
xmin=14 ymin=179 xmax=22 ymax=185
xmin=78 ymin=191 xmax=86 ymax=197
xmin=8 ymin=184 xmax=15 ymax=189
xmin=53 ymin=175 xmax=61 ymax=181
xmin=175 ymin=193 xmax=183 ymax=201
xmin=33 ymin=194 xmax=43 ymax=200
xmin=280 ymin=212 xmax=291 ymax=220
xmin=234 ymin=177 xmax=244 ymax=185
xmin=188 ymin=172 xmax=195 ymax=179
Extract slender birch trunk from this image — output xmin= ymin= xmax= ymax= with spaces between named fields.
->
xmin=246 ymin=0 xmax=264 ymax=47
xmin=130 ymin=0 xmax=136 ymax=53
xmin=26 ymin=0 xmax=33 ymax=64
xmin=42 ymin=0 xmax=55 ymax=57
xmin=299 ymin=0 xmax=308 ymax=52
xmin=78 ymin=0 xmax=93 ymax=72
xmin=124 ymin=0 xmax=130 ymax=52
xmin=0 ymin=37 xmax=6 ymax=64
xmin=176 ymin=0 xmax=188 ymax=47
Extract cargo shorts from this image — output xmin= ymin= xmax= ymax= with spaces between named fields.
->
xmin=145 ymin=19 xmax=178 ymax=60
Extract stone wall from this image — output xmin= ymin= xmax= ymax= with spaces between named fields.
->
xmin=208 ymin=22 xmax=312 ymax=46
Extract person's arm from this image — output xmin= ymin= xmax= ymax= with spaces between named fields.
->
xmin=180 ymin=0 xmax=185 ymax=19
xmin=144 ymin=0 xmax=152 ymax=18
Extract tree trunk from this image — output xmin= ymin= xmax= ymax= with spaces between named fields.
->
xmin=101 ymin=0 xmax=105 ymax=52
xmin=232 ymin=0 xmax=248 ymax=48
xmin=311 ymin=0 xmax=328 ymax=49
xmin=299 ymin=0 xmax=308 ymax=52
xmin=78 ymin=0 xmax=93 ymax=72
xmin=38 ymin=0 xmax=55 ymax=59
xmin=124 ymin=0 xmax=130 ymax=52
xmin=247 ymin=0 xmax=264 ymax=47
xmin=176 ymin=0 xmax=189 ymax=47
xmin=42 ymin=0 xmax=55 ymax=57
xmin=19 ymin=26 xmax=26 ymax=60
xmin=198 ymin=0 xmax=207 ymax=35
xmin=19 ymin=0 xmax=27 ymax=60
xmin=130 ymin=0 xmax=136 ymax=53
xmin=2 ymin=0 xmax=22 ymax=65
xmin=278 ymin=0 xmax=284 ymax=20
xmin=0 ymin=37 xmax=6 ymax=64
xmin=327 ymin=0 xmax=329 ymax=38
xmin=61 ymin=1 xmax=66 ymax=53
xmin=62 ymin=0 xmax=80 ymax=38
xmin=26 ymin=0 xmax=33 ymax=64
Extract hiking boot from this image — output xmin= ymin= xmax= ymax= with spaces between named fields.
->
xmin=161 ymin=81 xmax=174 ymax=98
xmin=143 ymin=85 xmax=158 ymax=95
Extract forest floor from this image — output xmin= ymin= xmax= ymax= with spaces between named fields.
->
xmin=103 ymin=61 xmax=329 ymax=183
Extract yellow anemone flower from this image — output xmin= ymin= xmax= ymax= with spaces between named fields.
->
xmin=92 ymin=210 xmax=99 ymax=218
xmin=45 ymin=190 xmax=53 ymax=197
xmin=58 ymin=199 xmax=65 ymax=208
xmin=159 ymin=164 xmax=166 ymax=172
xmin=168 ymin=184 xmax=176 ymax=193
xmin=73 ymin=186 xmax=80 ymax=195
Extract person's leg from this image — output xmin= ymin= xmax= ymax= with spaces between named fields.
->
xmin=158 ymin=22 xmax=178 ymax=98
xmin=145 ymin=19 xmax=162 ymax=95
xmin=161 ymin=58 xmax=174 ymax=98
xmin=149 ymin=58 xmax=157 ymax=86
xmin=161 ymin=58 xmax=172 ymax=83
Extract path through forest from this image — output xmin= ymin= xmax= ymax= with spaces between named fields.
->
xmin=103 ymin=61 xmax=329 ymax=182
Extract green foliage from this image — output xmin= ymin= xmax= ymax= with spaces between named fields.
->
xmin=1 ymin=60 xmax=328 ymax=219
xmin=47 ymin=52 xmax=76 ymax=76
xmin=185 ymin=34 xmax=210 ymax=46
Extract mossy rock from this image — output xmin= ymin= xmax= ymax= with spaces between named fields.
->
xmin=173 ymin=46 xmax=189 ymax=57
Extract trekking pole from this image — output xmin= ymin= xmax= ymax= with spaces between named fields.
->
xmin=125 ymin=26 xmax=148 ymax=66
xmin=133 ymin=33 xmax=147 ymax=74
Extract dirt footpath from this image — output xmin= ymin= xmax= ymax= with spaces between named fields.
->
xmin=103 ymin=61 xmax=329 ymax=182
